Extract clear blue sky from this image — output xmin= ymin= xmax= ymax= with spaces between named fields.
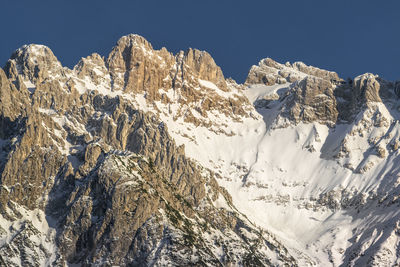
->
xmin=1 ymin=1 xmax=399 ymax=82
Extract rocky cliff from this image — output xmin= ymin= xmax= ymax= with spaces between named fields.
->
xmin=0 ymin=35 xmax=297 ymax=266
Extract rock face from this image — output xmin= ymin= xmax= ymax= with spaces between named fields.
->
xmin=246 ymin=57 xmax=340 ymax=126
xmin=353 ymin=73 xmax=382 ymax=103
xmin=244 ymin=57 xmax=398 ymax=127
xmin=105 ymin=34 xmax=227 ymax=95
xmin=106 ymin=34 xmax=174 ymax=94
xmin=105 ymin=34 xmax=250 ymax=129
xmin=282 ymin=76 xmax=338 ymax=125
xmin=333 ymin=73 xmax=396 ymax=122
xmin=0 ymin=35 xmax=296 ymax=266
xmin=246 ymin=57 xmax=340 ymax=86
xmin=5 ymin=44 xmax=65 ymax=84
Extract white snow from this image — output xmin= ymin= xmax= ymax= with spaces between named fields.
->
xmin=156 ymin=80 xmax=400 ymax=265
xmin=0 ymin=204 xmax=58 ymax=266
xmin=23 ymin=80 xmax=36 ymax=93
xmin=38 ymin=108 xmax=57 ymax=115
xmin=245 ymin=83 xmax=290 ymax=103
xmin=198 ymin=79 xmax=219 ymax=91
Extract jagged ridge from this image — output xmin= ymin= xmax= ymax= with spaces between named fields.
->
xmin=0 ymin=35 xmax=297 ymax=266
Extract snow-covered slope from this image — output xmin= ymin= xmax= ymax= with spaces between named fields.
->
xmin=154 ymin=73 xmax=400 ymax=265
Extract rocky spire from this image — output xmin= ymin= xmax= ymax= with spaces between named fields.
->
xmin=352 ymin=73 xmax=382 ymax=103
xmin=183 ymin=48 xmax=227 ymax=90
xmin=106 ymin=34 xmax=174 ymax=93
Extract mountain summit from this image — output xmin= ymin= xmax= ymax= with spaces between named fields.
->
xmin=1 ymin=34 xmax=400 ymax=266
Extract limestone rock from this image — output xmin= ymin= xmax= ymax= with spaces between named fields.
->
xmin=105 ymin=34 xmax=250 ymax=129
xmin=183 ymin=48 xmax=227 ymax=91
xmin=334 ymin=73 xmax=395 ymax=122
xmin=283 ymin=76 xmax=338 ymax=125
xmin=74 ymin=53 xmax=110 ymax=86
xmin=106 ymin=34 xmax=174 ymax=95
xmin=0 ymin=68 xmax=28 ymax=122
xmin=4 ymin=44 xmax=65 ymax=84
xmin=0 ymin=35 xmax=296 ymax=266
xmin=246 ymin=57 xmax=341 ymax=86
xmin=353 ymin=73 xmax=382 ymax=103
xmin=290 ymin=61 xmax=339 ymax=81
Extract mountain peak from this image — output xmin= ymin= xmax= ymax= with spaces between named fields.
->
xmin=14 ymin=44 xmax=54 ymax=57
xmin=353 ymin=72 xmax=382 ymax=103
xmin=116 ymin=34 xmax=154 ymax=51
xmin=246 ymin=57 xmax=341 ymax=86
xmin=4 ymin=43 xmax=63 ymax=83
xmin=182 ymin=47 xmax=227 ymax=90
xmin=9 ymin=44 xmax=60 ymax=67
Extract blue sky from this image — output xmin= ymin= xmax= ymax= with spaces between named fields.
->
xmin=1 ymin=1 xmax=399 ymax=82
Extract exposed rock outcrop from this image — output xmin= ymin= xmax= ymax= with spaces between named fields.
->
xmin=4 ymin=44 xmax=66 ymax=84
xmin=246 ymin=57 xmax=340 ymax=86
xmin=246 ymin=58 xmax=340 ymax=126
xmin=2 ymin=33 xmax=400 ymax=267
xmin=283 ymin=76 xmax=338 ymax=125
xmin=353 ymin=73 xmax=382 ymax=103
xmin=0 ymin=34 xmax=297 ymax=266
xmin=334 ymin=73 xmax=397 ymax=122
xmin=105 ymin=34 xmax=251 ymax=128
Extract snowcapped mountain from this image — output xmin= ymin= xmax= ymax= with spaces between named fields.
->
xmin=0 ymin=34 xmax=400 ymax=266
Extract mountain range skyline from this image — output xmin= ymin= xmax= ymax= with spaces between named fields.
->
xmin=2 ymin=1 xmax=400 ymax=265
xmin=1 ymin=1 xmax=399 ymax=83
